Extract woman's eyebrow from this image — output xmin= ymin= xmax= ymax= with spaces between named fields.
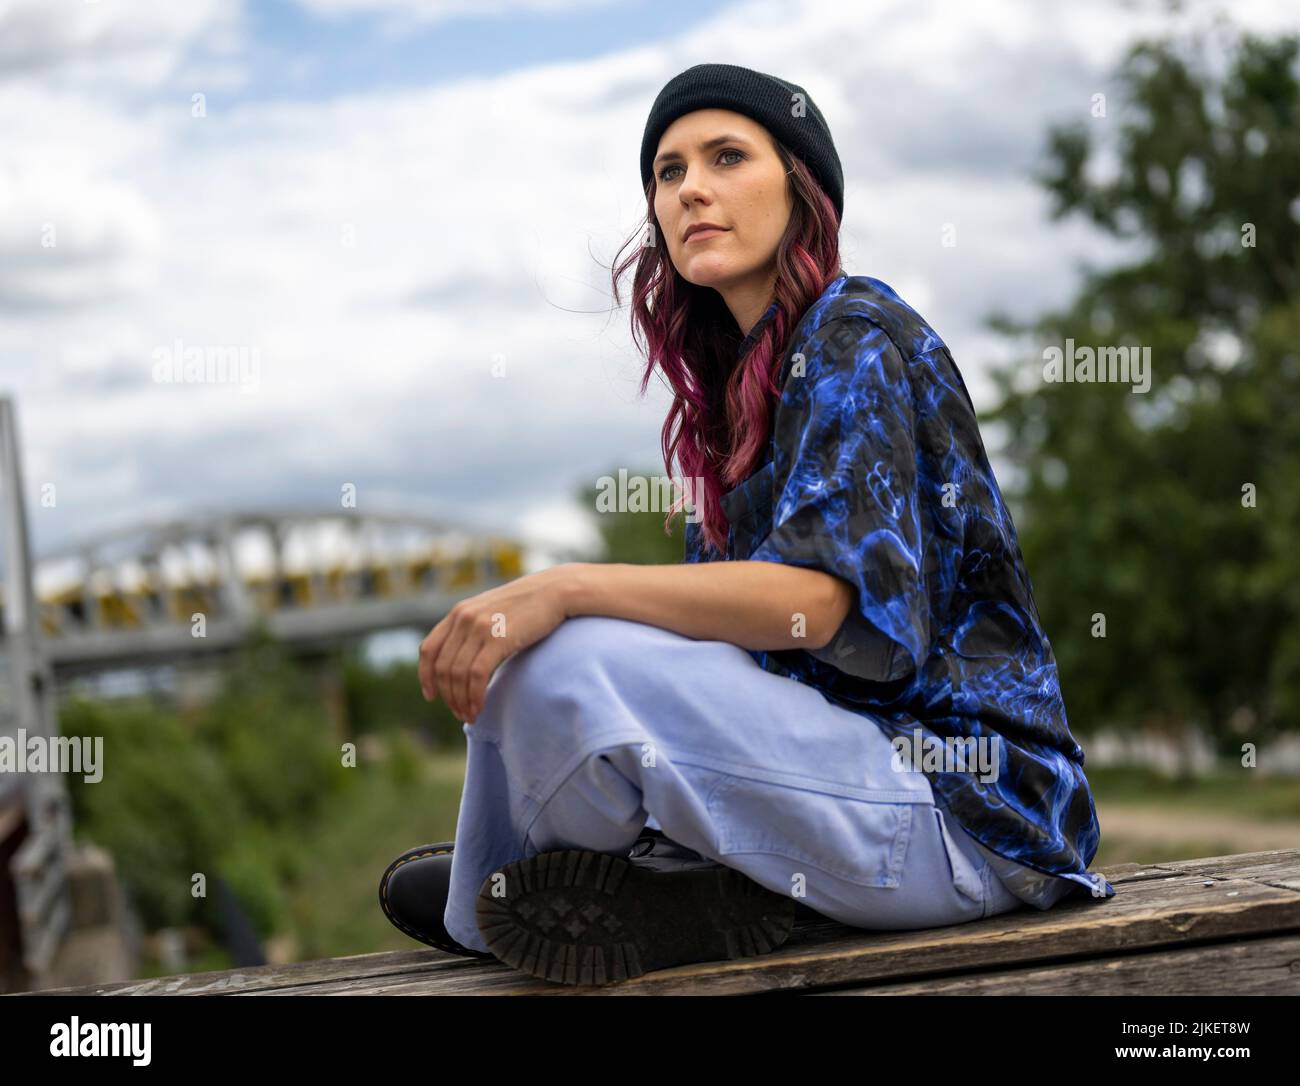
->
xmin=653 ymin=134 xmax=752 ymax=168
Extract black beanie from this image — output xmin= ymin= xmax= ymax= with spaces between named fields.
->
xmin=640 ymin=62 xmax=843 ymax=222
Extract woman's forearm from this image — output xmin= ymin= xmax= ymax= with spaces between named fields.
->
xmin=556 ymin=560 xmax=854 ymax=651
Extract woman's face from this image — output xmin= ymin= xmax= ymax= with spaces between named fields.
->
xmin=651 ymin=109 xmax=793 ymax=297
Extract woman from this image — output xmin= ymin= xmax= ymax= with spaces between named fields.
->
xmin=378 ymin=62 xmax=1114 ymax=986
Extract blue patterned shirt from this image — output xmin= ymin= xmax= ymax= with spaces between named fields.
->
xmin=684 ymin=274 xmax=1114 ymax=909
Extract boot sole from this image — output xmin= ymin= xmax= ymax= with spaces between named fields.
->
xmin=474 ymin=848 xmax=795 ymax=985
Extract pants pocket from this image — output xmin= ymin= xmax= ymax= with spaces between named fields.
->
xmin=931 ymin=806 xmax=988 ymax=911
xmin=706 ymin=773 xmax=916 ymax=888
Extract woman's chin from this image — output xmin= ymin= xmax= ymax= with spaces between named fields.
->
xmin=678 ymin=257 xmax=742 ymax=288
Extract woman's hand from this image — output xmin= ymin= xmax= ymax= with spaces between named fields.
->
xmin=418 ymin=564 xmax=580 ymax=724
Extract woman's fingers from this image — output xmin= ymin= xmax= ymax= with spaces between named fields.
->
xmin=419 ymin=574 xmax=564 ymax=718
xmin=418 ymin=615 xmax=452 ymax=701
xmin=421 ymin=606 xmax=490 ymax=719
xmin=443 ymin=611 xmax=488 ymax=722
xmin=463 ymin=639 xmax=504 ymax=723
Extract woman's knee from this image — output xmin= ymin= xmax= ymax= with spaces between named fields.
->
xmin=494 ymin=616 xmax=669 ymax=703
xmin=475 ymin=617 xmax=659 ymax=745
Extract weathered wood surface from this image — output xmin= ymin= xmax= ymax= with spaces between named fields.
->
xmin=32 ymin=848 xmax=1300 ymax=996
xmin=840 ymin=934 xmax=1300 ymax=995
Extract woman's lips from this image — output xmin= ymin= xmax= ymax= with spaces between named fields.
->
xmin=685 ymin=227 xmax=728 ymax=243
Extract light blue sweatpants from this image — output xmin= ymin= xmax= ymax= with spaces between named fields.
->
xmin=442 ymin=615 xmax=1025 ymax=955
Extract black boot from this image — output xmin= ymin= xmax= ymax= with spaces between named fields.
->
xmin=377 ymin=842 xmax=495 ymax=959
xmin=472 ymin=829 xmax=797 ymax=986
xmin=631 ymin=827 xmax=827 ymax=922
xmin=376 ymin=832 xmax=680 ymax=959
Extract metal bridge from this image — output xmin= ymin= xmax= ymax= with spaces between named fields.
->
xmin=13 ymin=508 xmax=580 ymax=677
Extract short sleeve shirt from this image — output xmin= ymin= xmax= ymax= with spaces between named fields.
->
xmin=684 ymin=274 xmax=1114 ymax=908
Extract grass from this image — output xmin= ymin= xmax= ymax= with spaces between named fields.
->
xmin=1088 ymin=763 xmax=1300 ymax=820
xmin=120 ymin=739 xmax=470 ymax=980
xmin=284 ymin=744 xmax=469 ymax=961
xmin=1088 ymin=763 xmax=1300 ymax=869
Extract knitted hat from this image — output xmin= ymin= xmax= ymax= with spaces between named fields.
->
xmin=640 ymin=62 xmax=843 ymax=221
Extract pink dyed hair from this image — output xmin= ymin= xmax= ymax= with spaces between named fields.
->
xmin=610 ymin=139 xmax=844 ymax=557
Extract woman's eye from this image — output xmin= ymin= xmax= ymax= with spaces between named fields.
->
xmin=658 ymin=149 xmax=745 ymax=183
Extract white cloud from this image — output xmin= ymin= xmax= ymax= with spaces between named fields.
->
xmin=290 ymin=0 xmax=618 ymax=27
xmin=0 ymin=0 xmax=236 ymax=86
xmin=1 ymin=0 xmax=1294 ymax=557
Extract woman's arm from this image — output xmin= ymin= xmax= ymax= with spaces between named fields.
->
xmin=558 ymin=560 xmax=855 ymax=652
xmin=419 ymin=560 xmax=856 ymax=722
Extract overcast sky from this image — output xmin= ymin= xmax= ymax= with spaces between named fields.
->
xmin=1 ymin=0 xmax=1295 ymax=564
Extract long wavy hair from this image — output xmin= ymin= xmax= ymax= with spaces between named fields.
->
xmin=610 ymin=138 xmax=844 ymax=557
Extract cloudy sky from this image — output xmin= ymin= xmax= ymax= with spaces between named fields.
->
xmin=1 ymin=0 xmax=1295 ymax=564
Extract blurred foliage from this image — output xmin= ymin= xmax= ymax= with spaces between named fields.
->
xmin=193 ymin=628 xmax=352 ymax=834
xmin=983 ymin=24 xmax=1300 ymax=757
xmin=339 ymin=648 xmax=464 ymax=750
xmin=63 ymin=622 xmax=459 ymax=949
xmin=578 ymin=463 xmax=690 ymax=565
xmin=63 ymin=696 xmax=232 ymax=933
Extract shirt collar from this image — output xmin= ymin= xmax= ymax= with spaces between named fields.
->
xmin=737 ymin=301 xmax=779 ymax=359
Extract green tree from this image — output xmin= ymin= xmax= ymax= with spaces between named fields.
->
xmin=64 ymin=696 xmax=231 ymax=930
xmin=340 ymin=649 xmax=464 ymax=750
xmin=984 ymin=24 xmax=1300 ymax=770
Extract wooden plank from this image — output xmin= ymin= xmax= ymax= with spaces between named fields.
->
xmin=253 ymin=861 xmax=1300 ymax=995
xmin=39 ymin=849 xmax=1300 ymax=996
xmin=832 ymin=933 xmax=1300 ymax=996
xmin=35 ymin=947 xmax=482 ymax=996
xmin=1145 ymin=848 xmax=1300 ymax=892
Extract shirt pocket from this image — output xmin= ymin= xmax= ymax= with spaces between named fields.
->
xmin=706 ymin=772 xmax=916 ymax=888
xmin=720 ymin=459 xmax=775 ymax=561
